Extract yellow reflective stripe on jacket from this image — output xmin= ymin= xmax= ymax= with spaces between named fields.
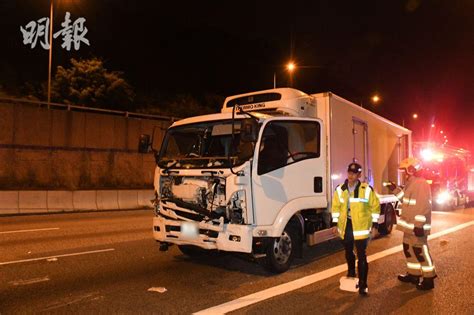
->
xmin=396 ymin=190 xmax=404 ymax=200
xmin=398 ymin=218 xmax=414 ymax=230
xmin=365 ymin=186 xmax=371 ymax=200
xmin=402 ymin=197 xmax=417 ymax=205
xmin=349 ymin=197 xmax=369 ymax=203
xmin=336 ymin=186 xmax=344 ymax=203
xmin=353 ymin=230 xmax=371 ymax=237
xmin=423 ymin=224 xmax=431 ymax=230
xmin=415 ymin=215 xmax=426 ymax=223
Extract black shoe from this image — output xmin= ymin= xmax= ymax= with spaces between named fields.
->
xmin=347 ymin=270 xmax=356 ymax=278
xmin=398 ymin=273 xmax=420 ymax=284
xmin=358 ymin=284 xmax=368 ymax=296
xmin=416 ymin=276 xmax=436 ymax=290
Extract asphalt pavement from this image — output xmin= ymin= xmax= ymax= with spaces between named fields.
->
xmin=1 ymin=208 xmax=473 ymax=314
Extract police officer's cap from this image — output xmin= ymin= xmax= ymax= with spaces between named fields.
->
xmin=347 ymin=162 xmax=362 ymax=173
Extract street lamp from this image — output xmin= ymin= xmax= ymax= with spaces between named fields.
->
xmin=286 ymin=62 xmax=296 ymax=87
xmin=47 ymin=0 xmax=54 ymax=108
xmin=371 ymin=94 xmax=380 ymax=104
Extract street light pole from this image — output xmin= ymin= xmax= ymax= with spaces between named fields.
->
xmin=47 ymin=0 xmax=54 ymax=108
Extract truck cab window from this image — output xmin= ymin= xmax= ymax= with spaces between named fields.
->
xmin=258 ymin=121 xmax=320 ymax=175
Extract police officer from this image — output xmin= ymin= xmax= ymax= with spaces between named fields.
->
xmin=386 ymin=157 xmax=436 ymax=290
xmin=331 ymin=162 xmax=380 ymax=295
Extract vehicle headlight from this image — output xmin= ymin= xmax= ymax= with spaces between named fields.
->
xmin=227 ymin=190 xmax=246 ymax=224
xmin=436 ymin=191 xmax=451 ymax=204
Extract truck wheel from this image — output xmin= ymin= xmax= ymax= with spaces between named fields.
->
xmin=263 ymin=224 xmax=298 ymax=273
xmin=378 ymin=204 xmax=394 ymax=235
xmin=178 ymin=245 xmax=207 ymax=257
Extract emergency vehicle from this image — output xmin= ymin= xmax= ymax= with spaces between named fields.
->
xmin=413 ymin=142 xmax=471 ymax=210
xmin=139 ymin=88 xmax=411 ymax=272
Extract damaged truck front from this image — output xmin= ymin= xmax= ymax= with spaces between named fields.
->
xmin=151 ymin=117 xmax=258 ymax=256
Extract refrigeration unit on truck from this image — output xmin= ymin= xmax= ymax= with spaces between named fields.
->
xmin=139 ymin=88 xmax=412 ymax=273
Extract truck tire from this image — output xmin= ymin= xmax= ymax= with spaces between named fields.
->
xmin=178 ymin=245 xmax=207 ymax=257
xmin=263 ymin=224 xmax=298 ymax=273
xmin=378 ymin=204 xmax=394 ymax=235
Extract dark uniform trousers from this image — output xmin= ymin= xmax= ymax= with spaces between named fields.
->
xmin=342 ymin=219 xmax=369 ymax=285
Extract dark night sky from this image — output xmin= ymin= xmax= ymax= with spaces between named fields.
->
xmin=1 ymin=0 xmax=473 ymax=151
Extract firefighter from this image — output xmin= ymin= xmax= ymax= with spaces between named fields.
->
xmin=331 ymin=162 xmax=380 ymax=295
xmin=386 ymin=157 xmax=436 ymax=290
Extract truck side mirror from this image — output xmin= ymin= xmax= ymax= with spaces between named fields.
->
xmin=138 ymin=134 xmax=151 ymax=153
xmin=240 ymin=118 xmax=258 ymax=143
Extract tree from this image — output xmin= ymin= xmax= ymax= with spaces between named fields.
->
xmin=51 ymin=58 xmax=135 ymax=110
xmin=136 ymin=93 xmax=223 ymax=118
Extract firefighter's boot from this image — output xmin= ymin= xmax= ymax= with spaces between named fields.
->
xmin=416 ymin=277 xmax=435 ymax=290
xmin=398 ymin=273 xmax=420 ymax=284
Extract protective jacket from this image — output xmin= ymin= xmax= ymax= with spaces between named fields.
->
xmin=331 ymin=180 xmax=380 ymax=240
xmin=393 ymin=176 xmax=432 ymax=235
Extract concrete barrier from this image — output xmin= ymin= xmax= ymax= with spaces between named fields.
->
xmin=97 ymin=190 xmax=119 ymax=210
xmin=48 ymin=191 xmax=74 ymax=212
xmin=73 ymin=190 xmax=97 ymax=210
xmin=0 ymin=189 xmax=154 ymax=215
xmin=0 ymin=191 xmax=19 ymax=214
xmin=19 ymin=191 xmax=47 ymax=213
xmin=138 ymin=190 xmax=154 ymax=208
xmin=118 ymin=190 xmax=139 ymax=210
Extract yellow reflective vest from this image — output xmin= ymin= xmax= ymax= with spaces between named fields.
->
xmin=331 ymin=180 xmax=381 ymax=240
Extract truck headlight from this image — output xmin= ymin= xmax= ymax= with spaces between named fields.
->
xmin=436 ymin=191 xmax=451 ymax=205
xmin=227 ymin=190 xmax=246 ymax=224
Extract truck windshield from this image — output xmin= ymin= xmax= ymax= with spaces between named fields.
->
xmin=158 ymin=120 xmax=255 ymax=169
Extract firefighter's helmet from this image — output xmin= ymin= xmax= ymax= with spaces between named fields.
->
xmin=399 ymin=157 xmax=422 ymax=175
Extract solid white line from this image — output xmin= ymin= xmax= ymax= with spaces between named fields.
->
xmin=194 ymin=220 xmax=474 ymax=315
xmin=432 ymin=211 xmax=457 ymax=215
xmin=0 ymin=227 xmax=60 ymax=234
xmin=0 ymin=248 xmax=115 ymax=266
xmin=10 ymin=276 xmax=50 ymax=286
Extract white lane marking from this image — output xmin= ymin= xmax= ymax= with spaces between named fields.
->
xmin=42 ymin=292 xmax=104 ymax=311
xmin=0 ymin=248 xmax=115 ymax=266
xmin=195 ymin=220 xmax=474 ymax=315
xmin=0 ymin=227 xmax=60 ymax=234
xmin=9 ymin=276 xmax=50 ymax=286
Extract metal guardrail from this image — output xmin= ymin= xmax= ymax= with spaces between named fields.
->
xmin=0 ymin=97 xmax=179 ymax=122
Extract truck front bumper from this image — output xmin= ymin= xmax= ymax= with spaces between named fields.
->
xmin=153 ymin=216 xmax=254 ymax=253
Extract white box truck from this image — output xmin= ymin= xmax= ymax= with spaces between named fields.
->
xmin=139 ymin=88 xmax=411 ymax=273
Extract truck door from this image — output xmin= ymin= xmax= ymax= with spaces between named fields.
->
xmin=251 ymin=118 xmax=326 ymax=226
xmin=352 ymin=119 xmax=369 ymax=183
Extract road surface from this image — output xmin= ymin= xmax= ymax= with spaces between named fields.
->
xmin=1 ymin=208 xmax=473 ymax=314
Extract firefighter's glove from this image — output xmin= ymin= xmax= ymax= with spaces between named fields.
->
xmin=330 ymin=221 xmax=338 ymax=228
xmin=414 ymin=226 xmax=425 ymax=237
xmin=372 ymin=223 xmax=379 ymax=229
xmin=384 ymin=181 xmax=397 ymax=192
